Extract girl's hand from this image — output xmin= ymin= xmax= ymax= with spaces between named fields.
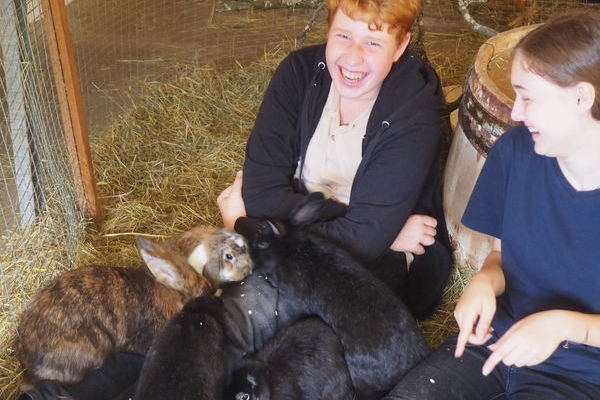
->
xmin=217 ymin=171 xmax=247 ymax=229
xmin=482 ymin=310 xmax=568 ymax=376
xmin=454 ymin=273 xmax=497 ymax=358
xmin=390 ymin=214 xmax=437 ymax=254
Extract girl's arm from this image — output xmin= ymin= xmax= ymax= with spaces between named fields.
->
xmin=482 ymin=310 xmax=600 ymax=376
xmin=565 ymin=312 xmax=600 ymax=348
xmin=454 ymin=238 xmax=504 ymax=358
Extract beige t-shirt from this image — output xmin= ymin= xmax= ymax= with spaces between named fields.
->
xmin=296 ymin=84 xmax=373 ymax=205
xmin=295 ymin=84 xmax=414 ymax=266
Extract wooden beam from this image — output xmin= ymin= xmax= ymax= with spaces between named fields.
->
xmin=40 ymin=0 xmax=102 ymax=221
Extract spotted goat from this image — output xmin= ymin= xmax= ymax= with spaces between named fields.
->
xmin=16 ymin=226 xmax=252 ymax=387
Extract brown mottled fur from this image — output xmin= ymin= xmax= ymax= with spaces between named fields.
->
xmin=168 ymin=226 xmax=253 ymax=288
xmin=16 ymin=227 xmax=252 ymax=386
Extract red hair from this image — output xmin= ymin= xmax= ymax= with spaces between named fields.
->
xmin=326 ymin=0 xmax=421 ymax=42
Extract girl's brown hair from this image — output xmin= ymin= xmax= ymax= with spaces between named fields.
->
xmin=516 ymin=10 xmax=600 ymax=120
xmin=326 ymin=0 xmax=420 ymax=43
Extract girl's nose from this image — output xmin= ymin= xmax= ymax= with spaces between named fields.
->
xmin=511 ymin=97 xmax=524 ymax=122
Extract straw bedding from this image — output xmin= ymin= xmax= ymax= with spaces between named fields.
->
xmin=0 ymin=33 xmax=484 ymax=399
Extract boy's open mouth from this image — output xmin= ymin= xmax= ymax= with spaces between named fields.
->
xmin=340 ymin=66 xmax=367 ymax=83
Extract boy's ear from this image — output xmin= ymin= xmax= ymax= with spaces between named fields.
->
xmin=393 ymin=32 xmax=411 ymax=62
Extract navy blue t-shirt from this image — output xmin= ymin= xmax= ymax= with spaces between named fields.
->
xmin=462 ymin=125 xmax=600 ymax=385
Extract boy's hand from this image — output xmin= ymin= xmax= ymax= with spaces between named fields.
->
xmin=390 ymin=214 xmax=437 ymax=254
xmin=454 ymin=273 xmax=497 ymax=358
xmin=482 ymin=310 xmax=567 ymax=376
xmin=217 ymin=171 xmax=247 ymax=229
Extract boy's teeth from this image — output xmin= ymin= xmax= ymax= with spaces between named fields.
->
xmin=342 ymin=69 xmax=365 ymax=81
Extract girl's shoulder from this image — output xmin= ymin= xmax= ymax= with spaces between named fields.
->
xmin=495 ymin=125 xmax=533 ymax=151
xmin=491 ymin=125 xmax=536 ymax=163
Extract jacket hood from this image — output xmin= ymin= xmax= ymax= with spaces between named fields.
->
xmin=366 ymin=50 xmax=443 ymax=135
xmin=306 ymin=43 xmax=443 ymax=136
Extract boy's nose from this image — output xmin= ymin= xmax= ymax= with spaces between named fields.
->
xmin=346 ymin=43 xmax=364 ymax=66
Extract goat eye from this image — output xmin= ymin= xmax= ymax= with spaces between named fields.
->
xmin=225 ymin=253 xmax=234 ymax=260
xmin=235 ymin=393 xmax=250 ymax=400
xmin=257 ymin=241 xmax=269 ymax=249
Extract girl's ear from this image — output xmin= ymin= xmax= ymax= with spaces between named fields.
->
xmin=575 ymin=82 xmax=596 ymax=114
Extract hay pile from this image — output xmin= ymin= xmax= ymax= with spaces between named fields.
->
xmin=0 ymin=36 xmax=479 ymax=398
xmin=84 ymin=50 xmax=284 ymax=266
xmin=424 ymin=30 xmax=484 ymax=87
xmin=87 ymin=40 xmax=471 ymax=350
xmin=0 ymin=205 xmax=86 ymax=400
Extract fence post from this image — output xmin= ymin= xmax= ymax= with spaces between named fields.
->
xmin=40 ymin=0 xmax=102 ymax=221
xmin=0 ymin=0 xmax=36 ymax=229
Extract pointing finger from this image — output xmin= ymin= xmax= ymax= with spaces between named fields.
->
xmin=455 ymin=312 xmax=478 ymax=358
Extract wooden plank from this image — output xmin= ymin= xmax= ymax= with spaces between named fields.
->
xmin=40 ymin=0 xmax=102 ymax=221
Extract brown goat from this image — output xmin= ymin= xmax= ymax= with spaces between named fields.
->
xmin=16 ymin=226 xmax=252 ymax=386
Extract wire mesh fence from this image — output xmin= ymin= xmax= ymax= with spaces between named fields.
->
xmin=0 ymin=0 xmax=598 ymax=398
xmin=1 ymin=0 xmax=85 ymax=396
xmin=0 ymin=1 xmax=326 ymax=397
xmin=67 ymin=0 xmax=326 ymax=136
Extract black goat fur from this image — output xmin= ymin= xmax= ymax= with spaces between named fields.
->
xmin=134 ymin=296 xmax=227 ymax=400
xmin=226 ymin=317 xmax=354 ymax=400
xmin=234 ymin=193 xmax=431 ymax=400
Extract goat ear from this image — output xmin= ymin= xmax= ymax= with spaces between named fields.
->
xmin=235 ymin=217 xmax=279 ymax=242
xmin=137 ymin=236 xmax=185 ymax=291
xmin=135 ymin=235 xmax=155 ymax=252
xmin=289 ymin=192 xmax=347 ymax=227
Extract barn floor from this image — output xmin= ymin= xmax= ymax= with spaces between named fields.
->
xmin=72 ymin=0 xmax=570 ymax=137
xmin=70 ymin=0 xmax=483 ymax=138
xmin=1 ymin=1 xmax=597 ymax=398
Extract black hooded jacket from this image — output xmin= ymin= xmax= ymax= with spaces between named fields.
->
xmin=242 ymin=43 xmax=451 ymax=266
xmin=242 ymin=44 xmax=453 ymax=319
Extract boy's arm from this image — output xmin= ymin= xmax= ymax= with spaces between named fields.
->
xmin=243 ymin=50 xmax=315 ymax=220
xmin=312 ymin=114 xmax=443 ymax=262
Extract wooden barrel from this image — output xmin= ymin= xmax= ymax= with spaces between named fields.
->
xmin=443 ymin=24 xmax=539 ymax=270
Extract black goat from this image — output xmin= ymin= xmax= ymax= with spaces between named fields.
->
xmin=234 ymin=193 xmax=430 ymax=400
xmin=227 ymin=317 xmax=354 ymax=400
xmin=134 ymin=296 xmax=227 ymax=400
